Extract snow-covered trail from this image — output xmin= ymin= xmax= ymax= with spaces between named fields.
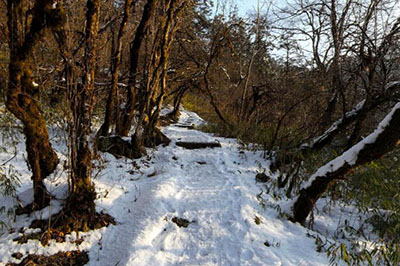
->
xmin=126 ymin=132 xmax=255 ymax=265
xmin=90 ymin=110 xmax=329 ymax=266
xmin=0 ymin=109 xmax=376 ymax=266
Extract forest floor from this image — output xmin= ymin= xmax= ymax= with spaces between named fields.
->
xmin=0 ymin=109 xmax=374 ymax=265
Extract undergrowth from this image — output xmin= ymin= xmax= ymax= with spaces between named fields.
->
xmin=0 ymin=165 xmax=20 ymax=230
xmin=309 ymin=149 xmax=400 ymax=265
xmin=0 ymin=108 xmax=21 ymax=230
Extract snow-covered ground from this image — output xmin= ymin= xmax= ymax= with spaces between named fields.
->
xmin=0 ymin=109 xmax=371 ymax=265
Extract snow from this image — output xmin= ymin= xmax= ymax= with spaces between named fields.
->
xmin=306 ymin=99 xmax=366 ymax=148
xmin=384 ymin=80 xmax=400 ymax=91
xmin=89 ymin=117 xmax=328 ymax=266
xmin=302 ymin=102 xmax=400 ymax=189
xmin=308 ymin=80 xmax=400 ymax=150
xmin=0 ymin=108 xmax=376 ymax=265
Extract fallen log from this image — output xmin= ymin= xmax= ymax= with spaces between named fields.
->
xmin=174 ymin=124 xmax=195 ymax=129
xmin=175 ymin=141 xmax=221 ymax=149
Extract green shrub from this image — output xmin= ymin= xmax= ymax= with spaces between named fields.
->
xmin=327 ymin=149 xmax=400 ymax=265
xmin=0 ymin=164 xmax=20 ymax=229
xmin=0 ymin=106 xmax=21 ymax=230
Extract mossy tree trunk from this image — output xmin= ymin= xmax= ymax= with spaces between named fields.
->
xmin=132 ymin=0 xmax=188 ymax=151
xmin=291 ymin=102 xmax=400 ymax=224
xmin=6 ymin=0 xmax=63 ymax=210
xmin=66 ymin=0 xmax=100 ymax=222
xmin=117 ymin=0 xmax=159 ymax=137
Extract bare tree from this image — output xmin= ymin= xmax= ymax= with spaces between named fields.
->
xmin=65 ymin=0 xmax=101 ymax=224
xmin=272 ymin=0 xmax=400 ymax=165
xmin=131 ymin=0 xmax=189 ymax=149
xmin=51 ymin=0 xmax=103 ymax=223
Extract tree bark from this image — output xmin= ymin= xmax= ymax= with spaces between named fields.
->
xmin=117 ymin=0 xmax=159 ymax=136
xmin=292 ymin=102 xmax=400 ymax=224
xmin=67 ymin=0 xmax=100 ymax=219
xmin=132 ymin=0 xmax=187 ymax=150
xmin=98 ymin=0 xmax=133 ymax=137
xmin=271 ymin=82 xmax=400 ymax=171
xmin=7 ymin=0 xmax=62 ymax=210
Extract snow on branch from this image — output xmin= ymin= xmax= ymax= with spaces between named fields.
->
xmin=301 ymin=102 xmax=400 ymax=189
xmin=292 ymin=101 xmax=400 ymax=224
xmin=303 ymin=81 xmax=400 ymax=151
xmin=305 ymin=100 xmax=366 ymax=149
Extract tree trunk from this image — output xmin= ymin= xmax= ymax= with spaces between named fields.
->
xmin=7 ymin=0 xmax=61 ymax=210
xmin=98 ymin=0 xmax=133 ymax=137
xmin=167 ymin=84 xmax=190 ymax=121
xmin=291 ymin=102 xmax=400 ymax=224
xmin=67 ymin=0 xmax=100 ymax=221
xmin=271 ymin=81 xmax=400 ymax=171
xmin=117 ymin=0 xmax=159 ymax=136
xmin=132 ymin=0 xmax=186 ymax=149
xmin=146 ymin=0 xmax=181 ymax=137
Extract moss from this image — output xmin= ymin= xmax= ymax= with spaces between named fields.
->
xmin=7 ymin=0 xmax=61 ymax=211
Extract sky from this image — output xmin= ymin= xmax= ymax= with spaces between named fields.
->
xmin=237 ymin=0 xmax=260 ymax=15
xmin=211 ymin=0 xmax=268 ymax=17
xmin=235 ymin=0 xmax=285 ymax=17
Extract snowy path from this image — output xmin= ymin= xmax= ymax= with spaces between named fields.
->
xmin=89 ymin=111 xmax=328 ymax=266
xmin=0 ymin=110 xmax=330 ymax=265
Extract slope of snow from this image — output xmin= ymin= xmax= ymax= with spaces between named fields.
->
xmin=0 ymin=109 xmax=358 ymax=265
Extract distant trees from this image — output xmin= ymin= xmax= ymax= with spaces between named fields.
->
xmin=281 ymin=0 xmax=400 ymax=152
